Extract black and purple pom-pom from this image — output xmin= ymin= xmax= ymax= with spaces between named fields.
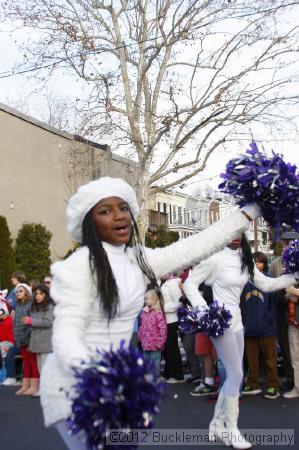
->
xmin=177 ymin=305 xmax=202 ymax=334
xmin=199 ymin=301 xmax=233 ymax=337
xmin=218 ymin=142 xmax=299 ymax=238
xmin=177 ymin=302 xmax=232 ymax=337
xmin=282 ymin=239 xmax=299 ymax=274
xmin=67 ymin=342 xmax=166 ymax=450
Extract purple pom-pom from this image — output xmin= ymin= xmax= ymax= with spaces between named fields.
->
xmin=219 ymin=142 xmax=299 ymax=239
xmin=67 ymin=342 xmax=166 ymax=450
xmin=199 ymin=301 xmax=233 ymax=337
xmin=177 ymin=305 xmax=202 ymax=334
xmin=177 ymin=302 xmax=232 ymax=337
xmin=282 ymin=239 xmax=299 ymax=274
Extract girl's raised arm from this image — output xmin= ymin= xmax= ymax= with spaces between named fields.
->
xmin=145 ymin=207 xmax=256 ymax=279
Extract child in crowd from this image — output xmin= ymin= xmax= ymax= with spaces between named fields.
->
xmin=0 ymin=291 xmax=14 ymax=382
xmin=138 ymin=289 xmax=167 ymax=377
xmin=283 ymin=284 xmax=299 ymax=399
xmin=22 ymin=284 xmax=54 ymax=397
xmin=242 ymin=252 xmax=280 ymax=399
xmin=6 ymin=272 xmax=26 ymax=310
xmin=14 ymin=283 xmax=39 ymax=396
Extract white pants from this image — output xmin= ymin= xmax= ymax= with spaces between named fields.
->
xmin=211 ymin=328 xmax=244 ymax=397
xmin=56 ymin=420 xmax=86 ymax=450
xmin=37 ymin=353 xmax=50 ymax=375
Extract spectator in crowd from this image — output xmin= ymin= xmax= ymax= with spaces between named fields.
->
xmin=190 ymin=333 xmax=217 ymax=396
xmin=23 ymin=284 xmax=54 ymax=397
xmin=138 ymin=289 xmax=167 ymax=377
xmin=242 ymin=252 xmax=280 ymax=399
xmin=6 ymin=272 xmax=26 ymax=310
xmin=0 ymin=292 xmax=14 ymax=382
xmin=283 ymin=285 xmax=299 ymax=399
xmin=1 ymin=345 xmax=21 ymax=386
xmin=179 ymin=293 xmax=202 ymax=384
xmin=43 ymin=275 xmax=52 ymax=289
xmin=269 ymin=230 xmax=299 ymax=392
xmin=13 ymin=283 xmax=39 ymax=396
xmin=161 ymin=274 xmax=185 ymax=383
xmin=189 ymin=283 xmax=217 ymax=396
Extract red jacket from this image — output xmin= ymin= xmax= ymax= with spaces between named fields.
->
xmin=0 ymin=316 xmax=14 ymax=344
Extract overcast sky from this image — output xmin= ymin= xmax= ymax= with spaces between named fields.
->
xmin=1 ymin=9 xmax=299 ymax=194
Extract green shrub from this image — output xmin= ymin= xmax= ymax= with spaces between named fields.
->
xmin=15 ymin=223 xmax=52 ymax=280
xmin=0 ymin=216 xmax=15 ymax=289
xmin=145 ymin=225 xmax=179 ymax=248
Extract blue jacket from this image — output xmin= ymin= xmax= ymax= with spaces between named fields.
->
xmin=241 ymin=276 xmax=277 ymax=337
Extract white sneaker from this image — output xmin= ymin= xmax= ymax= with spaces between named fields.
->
xmin=166 ymin=378 xmax=185 ymax=384
xmin=2 ymin=378 xmax=18 ymax=386
xmin=283 ymin=388 xmax=299 ymax=399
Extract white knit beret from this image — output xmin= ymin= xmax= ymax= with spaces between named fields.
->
xmin=16 ymin=283 xmax=32 ymax=296
xmin=66 ymin=177 xmax=140 ymax=243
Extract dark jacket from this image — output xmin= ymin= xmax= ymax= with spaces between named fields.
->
xmin=241 ymin=275 xmax=277 ymax=337
xmin=13 ymin=300 xmax=32 ymax=346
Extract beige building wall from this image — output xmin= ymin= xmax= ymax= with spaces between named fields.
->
xmin=0 ymin=104 xmax=139 ymax=261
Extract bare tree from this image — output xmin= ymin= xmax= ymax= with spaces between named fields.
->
xmin=3 ymin=0 xmax=299 ymax=234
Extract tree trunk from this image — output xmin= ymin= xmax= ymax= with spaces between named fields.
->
xmin=136 ymin=171 xmax=151 ymax=243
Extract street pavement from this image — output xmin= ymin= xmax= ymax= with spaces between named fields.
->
xmin=0 ymin=383 xmax=298 ymax=450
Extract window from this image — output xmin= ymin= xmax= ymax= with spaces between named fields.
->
xmin=173 ymin=205 xmax=177 ymax=223
xmin=178 ymin=206 xmax=182 ymax=224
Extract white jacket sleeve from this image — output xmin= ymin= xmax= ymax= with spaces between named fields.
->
xmin=51 ymin=247 xmax=92 ymax=373
xmin=253 ymin=266 xmax=296 ymax=292
xmin=161 ymin=279 xmax=182 ymax=313
xmin=144 ymin=208 xmax=251 ymax=279
xmin=182 ymin=260 xmax=213 ymax=308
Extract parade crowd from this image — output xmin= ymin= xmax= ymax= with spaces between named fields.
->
xmin=1 ymin=176 xmax=299 ymax=450
xmin=1 ymin=233 xmax=298 ymax=403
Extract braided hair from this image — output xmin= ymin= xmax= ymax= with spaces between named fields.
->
xmin=241 ymin=233 xmax=255 ymax=281
xmin=82 ymin=209 xmax=162 ymax=320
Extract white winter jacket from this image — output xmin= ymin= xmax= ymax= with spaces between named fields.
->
xmin=40 ymin=209 xmax=253 ymax=426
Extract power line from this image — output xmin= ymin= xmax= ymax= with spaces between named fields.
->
xmin=0 ymin=23 xmax=204 ymax=80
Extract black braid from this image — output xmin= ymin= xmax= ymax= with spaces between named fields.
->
xmin=82 ymin=210 xmax=119 ymax=320
xmin=241 ymin=233 xmax=255 ymax=281
xmin=82 ymin=209 xmax=164 ymax=319
xmin=129 ymin=216 xmax=164 ymax=311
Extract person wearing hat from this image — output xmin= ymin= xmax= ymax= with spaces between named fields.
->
xmin=13 ymin=283 xmax=39 ymax=395
xmin=269 ymin=230 xmax=299 ymax=392
xmin=39 ymin=176 xmax=260 ymax=449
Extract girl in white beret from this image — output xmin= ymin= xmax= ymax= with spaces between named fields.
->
xmin=40 ymin=176 xmax=259 ymax=449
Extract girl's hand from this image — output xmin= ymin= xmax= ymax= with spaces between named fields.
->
xmin=22 ymin=316 xmax=32 ymax=325
xmin=286 ymin=286 xmax=299 ymax=298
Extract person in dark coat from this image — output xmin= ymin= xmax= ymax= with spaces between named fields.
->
xmin=242 ymin=252 xmax=280 ymax=399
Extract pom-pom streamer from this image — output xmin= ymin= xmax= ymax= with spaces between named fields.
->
xmin=218 ymin=142 xmax=299 ymax=239
xmin=177 ymin=302 xmax=232 ymax=337
xmin=67 ymin=342 xmax=166 ymax=450
xmin=282 ymin=239 xmax=299 ymax=274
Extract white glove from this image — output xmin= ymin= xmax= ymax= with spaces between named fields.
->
xmin=242 ymin=203 xmax=261 ymax=221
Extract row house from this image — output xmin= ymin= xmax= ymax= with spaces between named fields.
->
xmin=149 ymin=190 xmax=271 ymax=253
